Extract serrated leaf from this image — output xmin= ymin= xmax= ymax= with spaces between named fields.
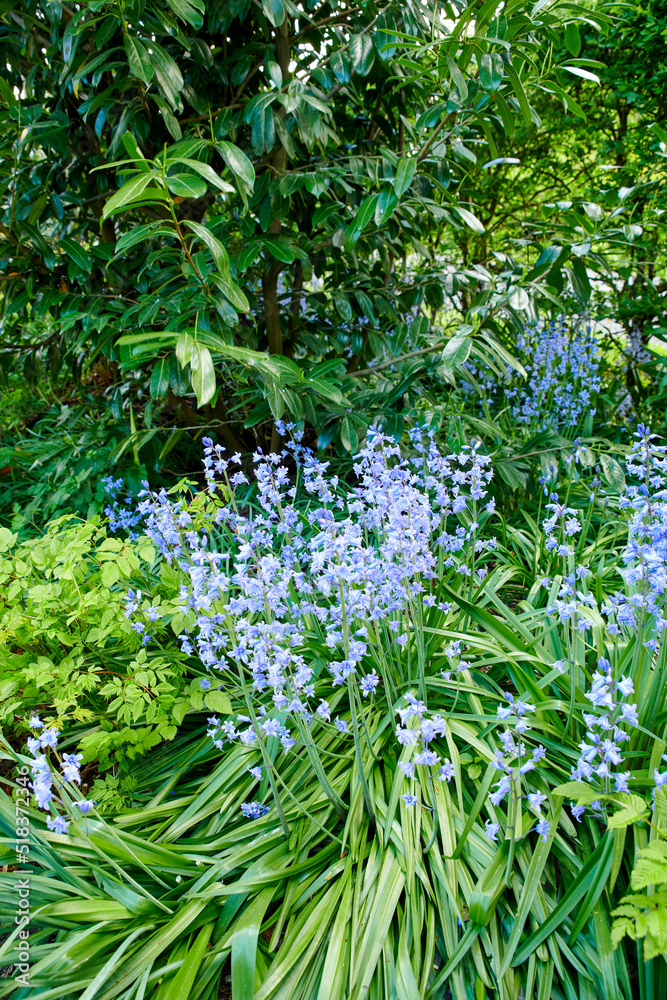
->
xmin=204 ymin=691 xmax=232 ymax=714
xmin=553 ymin=781 xmax=601 ymax=803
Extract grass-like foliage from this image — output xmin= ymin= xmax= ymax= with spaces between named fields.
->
xmin=3 ymin=414 xmax=667 ymax=998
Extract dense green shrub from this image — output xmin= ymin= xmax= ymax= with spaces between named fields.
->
xmin=0 ymin=515 xmax=231 ymax=804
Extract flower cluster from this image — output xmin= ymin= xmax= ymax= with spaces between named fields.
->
xmin=123 ymin=588 xmax=165 ymax=646
xmin=123 ymin=424 xmax=494 ymax=818
xmin=609 ymin=424 xmax=667 ymax=638
xmin=506 ymin=318 xmax=601 ymax=432
xmin=569 ymin=658 xmax=636 ymax=817
xmin=460 ymin=317 xmax=601 ymax=433
xmin=25 ymin=717 xmax=95 ymax=834
xmin=102 ymin=476 xmax=143 ymax=539
xmin=395 ymin=694 xmax=455 ymax=805
xmin=241 ymin=801 xmax=270 ymax=819
xmin=486 ymin=694 xmax=550 ymax=842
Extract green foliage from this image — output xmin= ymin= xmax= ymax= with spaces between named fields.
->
xmin=0 ymin=0 xmax=636 ymax=459
xmin=611 ymin=790 xmax=667 ymax=959
xmin=0 ymin=515 xmax=217 ymax=788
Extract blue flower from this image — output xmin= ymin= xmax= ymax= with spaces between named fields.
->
xmin=241 ymin=801 xmax=269 ymax=819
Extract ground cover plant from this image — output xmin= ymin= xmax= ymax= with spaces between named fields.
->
xmin=3 ymin=395 xmax=667 ymax=998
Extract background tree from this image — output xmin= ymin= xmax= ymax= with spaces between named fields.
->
xmin=0 ymin=0 xmax=629 ymax=465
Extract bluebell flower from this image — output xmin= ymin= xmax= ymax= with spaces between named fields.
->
xmin=485 ymin=820 xmax=501 ymax=841
xmin=61 ymin=753 xmax=83 ymax=785
xmin=75 ymin=799 xmax=96 ymax=815
xmin=46 ymin=815 xmax=70 ymax=835
xmin=241 ymin=801 xmax=269 ymax=819
xmin=402 ymin=793 xmax=418 ymax=807
xmin=535 ymin=819 xmax=550 ymax=842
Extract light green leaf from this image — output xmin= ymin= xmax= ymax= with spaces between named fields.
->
xmin=190 ymin=343 xmax=216 ymax=406
xmin=232 ymin=889 xmax=275 ymax=1000
xmin=102 ymin=173 xmax=158 ymax=219
xmin=204 ymin=691 xmax=233 ymax=714
xmin=166 ymin=173 xmax=207 ymax=199
xmin=454 ymin=206 xmax=485 ymax=233
xmin=184 ymin=220 xmax=230 ymax=276
xmin=552 ymin=781 xmax=601 ymax=803
xmin=393 ymin=158 xmax=416 ymax=197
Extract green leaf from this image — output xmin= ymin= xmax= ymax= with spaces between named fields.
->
xmin=166 ymin=173 xmax=207 ymax=199
xmin=600 ymin=454 xmax=626 ymax=492
xmin=608 ymin=800 xmax=648 ymax=830
xmin=469 ymin=842 xmax=510 ymax=925
xmin=446 ymin=54 xmax=468 ymax=100
xmin=150 ymin=358 xmax=171 ymax=398
xmin=479 ymin=52 xmax=503 ymax=91
xmin=184 ymin=220 xmax=230 ymax=276
xmin=232 ymin=889 xmax=275 ymax=1000
xmin=375 ymin=185 xmax=398 ymax=225
xmin=262 ymin=0 xmax=284 ymax=26
xmin=513 ymin=832 xmax=614 ymax=966
xmin=497 ymin=800 xmax=563 ymax=978
xmin=190 ymin=343 xmax=216 ymax=406
xmin=115 ymin=222 xmax=175 ymax=255
xmin=102 ymin=173 xmax=158 ymax=219
xmin=60 ymin=237 xmax=92 ymax=274
xmin=570 ymin=257 xmax=591 ymax=303
xmin=165 ymin=0 xmax=205 ymax=29
xmin=172 ymin=158 xmax=234 ymax=193
xmin=564 ymin=23 xmax=582 ymax=57
xmin=204 ymin=691 xmax=233 ymax=714
xmin=346 ymin=195 xmax=378 ymax=248
xmin=393 ymin=158 xmax=416 ymax=198
xmin=441 ymin=334 xmax=471 ymax=370
xmin=526 ymin=245 xmax=562 ymax=280
xmin=331 ymin=50 xmax=351 ymax=84
xmin=149 ymin=42 xmax=184 ymax=110
xmin=124 ymin=35 xmax=153 ymax=86
xmin=454 ymin=206 xmax=485 ymax=233
xmin=349 ymin=34 xmax=374 ymax=76
xmin=215 ymin=141 xmax=256 ymax=197
xmin=552 ymin=781 xmax=601 ymax=803
xmin=160 ymin=921 xmax=214 ymax=1000
xmin=504 ymin=64 xmax=532 ymax=125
